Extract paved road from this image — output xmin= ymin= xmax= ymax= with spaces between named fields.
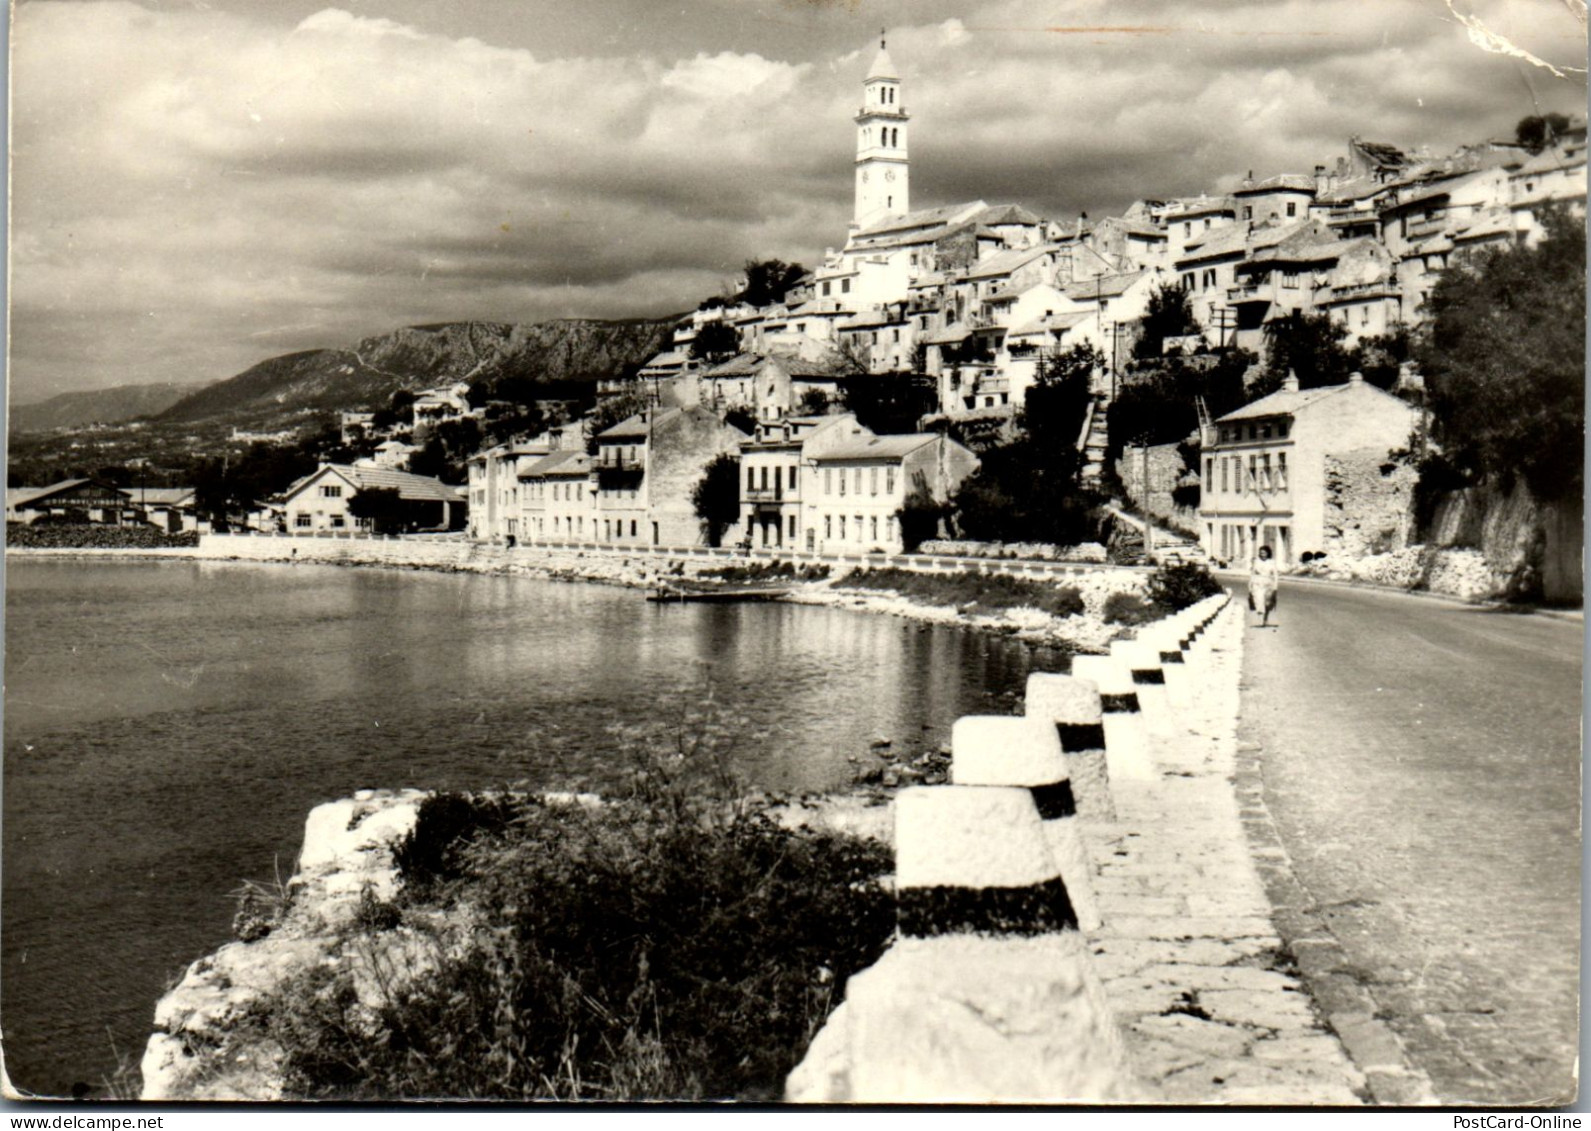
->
xmin=1238 ymin=581 xmax=1582 ymax=1106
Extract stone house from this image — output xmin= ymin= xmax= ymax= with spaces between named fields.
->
xmin=806 ymin=432 xmax=979 ymax=555
xmin=738 ymin=413 xmax=873 ymax=551
xmin=1197 ymin=372 xmax=1418 ymax=565
xmin=282 ymin=465 xmax=465 ymax=533
xmin=519 ymin=449 xmax=595 ymax=542
xmin=700 ymin=353 xmax=847 ymax=420
xmin=592 ymin=406 xmax=749 ymax=547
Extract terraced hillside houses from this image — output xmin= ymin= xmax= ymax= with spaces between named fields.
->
xmin=618 ymin=37 xmax=1584 ymax=427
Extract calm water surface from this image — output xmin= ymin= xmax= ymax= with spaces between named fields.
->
xmin=3 ymin=558 xmax=1066 ymax=1095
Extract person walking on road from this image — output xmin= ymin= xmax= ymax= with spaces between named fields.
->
xmin=1249 ymin=544 xmax=1280 ymax=627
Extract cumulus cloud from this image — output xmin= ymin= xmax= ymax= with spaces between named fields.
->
xmin=9 ymin=0 xmax=1584 ymax=400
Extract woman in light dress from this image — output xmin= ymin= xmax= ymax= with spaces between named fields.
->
xmin=1249 ymin=544 xmax=1280 ymax=627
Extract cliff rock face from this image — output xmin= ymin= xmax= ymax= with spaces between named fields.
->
xmin=140 ymin=789 xmax=427 ymax=1101
xmin=154 ymin=318 xmax=677 ymax=430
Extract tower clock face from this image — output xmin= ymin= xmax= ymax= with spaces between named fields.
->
xmin=885 ymin=170 xmax=896 ymax=182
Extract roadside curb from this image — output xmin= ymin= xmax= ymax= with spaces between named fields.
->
xmin=1232 ymin=644 xmax=1441 ymax=1106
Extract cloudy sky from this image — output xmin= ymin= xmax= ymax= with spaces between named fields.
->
xmin=9 ymin=0 xmax=1585 ymax=401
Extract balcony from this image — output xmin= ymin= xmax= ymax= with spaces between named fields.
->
xmin=596 ymin=451 xmax=646 ymax=472
xmin=1406 ymin=215 xmax=1448 ymax=240
xmin=1227 ymin=280 xmax=1272 ymax=303
xmin=743 ymin=486 xmax=789 ymax=503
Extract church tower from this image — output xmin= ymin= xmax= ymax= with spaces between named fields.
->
xmin=853 ymin=32 xmax=909 ymax=230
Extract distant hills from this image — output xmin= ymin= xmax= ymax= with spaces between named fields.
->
xmin=154 ymin=318 xmax=679 ymax=431
xmin=9 ymin=381 xmax=208 ymax=434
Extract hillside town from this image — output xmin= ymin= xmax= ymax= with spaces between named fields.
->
xmin=8 ymin=36 xmax=1585 ymax=592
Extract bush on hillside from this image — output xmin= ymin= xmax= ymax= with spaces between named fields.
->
xmin=1146 ymin=561 xmax=1223 ymax=611
xmin=259 ymin=702 xmax=894 ymax=1102
xmin=1102 ymin=591 xmax=1163 ymax=626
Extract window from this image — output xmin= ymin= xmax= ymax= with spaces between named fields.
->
xmin=870 ymin=516 xmax=879 ymax=541
xmin=839 ymin=515 xmax=847 ymax=540
xmin=855 ymin=468 xmax=864 ymax=495
xmin=841 ymin=279 xmax=851 ymax=294
xmin=1247 ymin=455 xmax=1258 ymax=491
xmin=824 ymin=468 xmax=832 ymax=495
xmin=330 ymin=515 xmax=345 ymax=529
xmin=631 ymin=521 xmax=637 ymax=537
xmin=790 ymin=466 xmax=799 ymax=491
xmin=320 ymin=484 xmax=342 ymax=498
xmin=1286 ymin=201 xmax=1297 ymax=217
xmin=1220 ymin=459 xmax=1229 ymax=494
xmin=748 ymin=467 xmax=756 ymax=491
xmin=886 ymin=466 xmax=896 ymax=495
xmin=893 ymin=328 xmax=901 ymax=343
xmin=1243 ymin=206 xmax=1253 ymax=220
xmin=855 ymin=515 xmax=863 ymax=542
xmin=788 ymin=515 xmax=797 ymax=538
xmin=760 ymin=467 xmax=769 ymax=491
xmin=1277 ymin=452 xmax=1288 ymax=489
xmin=773 ymin=466 xmax=781 ymax=492
xmin=1183 ymin=222 xmax=1192 ymax=237
xmin=1260 ymin=453 xmax=1272 ymax=491
xmin=839 ymin=470 xmax=846 ymax=496
xmin=822 ymin=281 xmax=831 ymax=296
xmin=825 ymin=515 xmax=832 ymax=539
xmin=1205 ymin=457 xmax=1214 ymax=487
xmin=870 ymin=467 xmax=879 ymax=496
xmin=295 ymin=514 xmax=312 ymax=528
xmin=1203 ymin=218 xmax=1211 ymax=230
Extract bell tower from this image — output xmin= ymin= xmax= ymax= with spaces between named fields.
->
xmin=853 ymin=31 xmax=909 ymax=230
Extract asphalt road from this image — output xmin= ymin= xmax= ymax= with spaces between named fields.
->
xmin=1237 ymin=580 xmax=1583 ymax=1106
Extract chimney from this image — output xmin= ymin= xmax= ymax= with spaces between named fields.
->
xmin=1314 ymin=163 xmax=1328 ymax=194
xmin=1283 ymin=369 xmax=1300 ymax=393
xmin=1348 ymin=370 xmax=1364 ymax=386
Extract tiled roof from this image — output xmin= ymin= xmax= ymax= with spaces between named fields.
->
xmin=1516 ymin=144 xmax=1587 ymax=176
xmin=852 ymin=201 xmax=987 ymax=239
xmin=1165 ymin=195 xmax=1236 ymax=220
xmin=812 ymin=433 xmax=939 ymax=461
xmin=703 ymin=352 xmax=844 ymax=379
xmin=295 ymin=464 xmax=463 ymax=503
xmin=974 ymin=203 xmax=1046 ymax=226
xmin=1235 ymin=173 xmax=1318 ymax=195
xmin=520 ymin=450 xmax=591 ymax=479
xmin=1177 ymin=223 xmax=1250 ymax=263
xmin=964 ymin=243 xmax=1056 ymax=281
xmin=1064 ymin=270 xmax=1146 ymax=300
xmin=922 ymin=325 xmax=974 ymax=345
xmin=7 ymin=479 xmax=120 ymax=508
xmin=1217 ymin=384 xmax=1350 ymax=423
xmin=129 ymin=487 xmax=195 ymax=506
xmin=1011 ymin=311 xmax=1092 ymax=336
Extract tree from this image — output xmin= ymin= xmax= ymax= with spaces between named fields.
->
xmin=841 ymin=372 xmax=937 ymax=435
xmin=949 ymin=343 xmax=1104 ymax=546
xmin=1109 ymin=349 xmax=1254 ymax=462
xmin=798 ymin=388 xmax=834 ymax=415
xmin=690 ymin=321 xmax=741 ymax=363
xmin=1515 ymin=113 xmax=1571 ymax=154
xmin=1256 ymin=310 xmax=1354 ymax=394
xmin=1134 ymin=281 xmax=1200 ymax=359
xmin=347 ymin=487 xmax=407 ymax=535
xmin=691 ymin=454 xmax=742 ymax=547
xmin=1418 ymin=206 xmax=1584 ymax=504
xmin=738 ymin=259 xmax=806 ymax=308
xmin=1353 ymin=325 xmax=1412 ymax=391
xmin=896 ymin=472 xmax=950 ymax=551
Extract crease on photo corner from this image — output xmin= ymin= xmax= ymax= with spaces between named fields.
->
xmin=1444 ymin=0 xmax=1588 ymax=79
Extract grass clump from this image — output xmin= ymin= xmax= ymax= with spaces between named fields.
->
xmin=260 ymin=700 xmax=894 ymax=1102
xmin=842 ymin=567 xmax=1086 ymax=618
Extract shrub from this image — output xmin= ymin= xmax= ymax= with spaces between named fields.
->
xmin=1102 ymin=591 xmax=1164 ymax=626
xmin=263 ymin=702 xmax=894 ymax=1102
xmin=698 ymin=561 xmax=828 ymax=583
xmin=1146 ymin=561 xmax=1223 ymax=611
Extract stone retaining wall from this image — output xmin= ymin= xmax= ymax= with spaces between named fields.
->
xmin=786 ymin=593 xmax=1372 ymax=1104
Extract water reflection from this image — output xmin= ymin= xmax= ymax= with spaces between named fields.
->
xmin=3 ymin=558 xmax=1063 ymax=1095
